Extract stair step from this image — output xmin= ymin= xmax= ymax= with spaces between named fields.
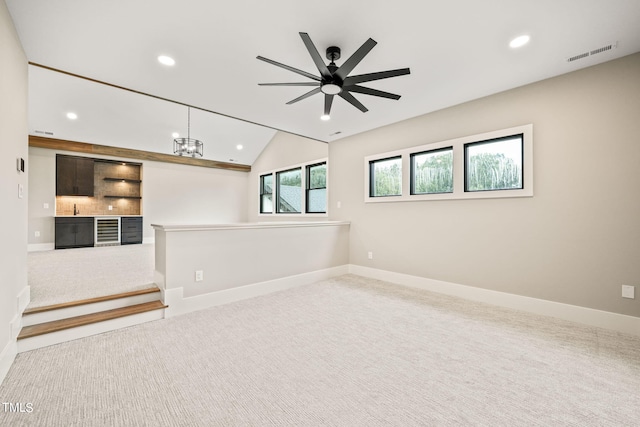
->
xmin=18 ymin=300 xmax=167 ymax=340
xmin=23 ymin=287 xmax=161 ymax=315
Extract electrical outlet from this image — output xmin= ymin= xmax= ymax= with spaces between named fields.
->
xmin=195 ymin=270 xmax=204 ymax=282
xmin=367 ymin=251 xmax=373 ymax=260
xmin=43 ymin=203 xmax=49 ymax=209
xmin=108 ymin=205 xmax=113 ymax=211
xmin=622 ymin=285 xmax=635 ymax=299
xmin=34 ymin=231 xmax=40 ymax=237
xmin=337 ymin=201 xmax=342 ymax=208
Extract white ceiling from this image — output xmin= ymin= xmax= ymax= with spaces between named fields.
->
xmin=7 ymin=0 xmax=640 ymax=164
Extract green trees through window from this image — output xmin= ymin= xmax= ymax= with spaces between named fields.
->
xmin=465 ymin=136 xmax=523 ymax=191
xmin=411 ymin=148 xmax=453 ymax=194
xmin=365 ymin=125 xmax=531 ymax=202
xmin=369 ymin=157 xmax=402 ymax=197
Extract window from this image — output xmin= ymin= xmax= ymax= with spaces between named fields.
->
xmin=465 ymin=135 xmax=523 ymax=192
xmin=411 ymin=147 xmax=453 ymax=195
xmin=258 ymin=158 xmax=328 ymax=216
xmin=369 ymin=156 xmax=402 ymax=197
xmin=259 ymin=174 xmax=273 ymax=213
xmin=276 ymin=167 xmax=302 ymax=213
xmin=364 ymin=124 xmax=532 ymax=202
xmin=306 ymin=162 xmax=327 ymax=213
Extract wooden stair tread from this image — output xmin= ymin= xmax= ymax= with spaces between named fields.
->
xmin=23 ymin=287 xmax=161 ymax=315
xmin=18 ymin=300 xmax=167 ymax=340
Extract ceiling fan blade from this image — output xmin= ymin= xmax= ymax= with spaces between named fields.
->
xmin=334 ymin=38 xmax=377 ymax=80
xmin=343 ymin=68 xmax=411 ymax=85
xmin=286 ymin=87 xmax=322 ymax=105
xmin=259 ymin=82 xmax=320 ymax=86
xmin=324 ymin=94 xmax=334 ymax=116
xmin=257 ymin=55 xmax=321 ymax=82
xmin=343 ymin=85 xmax=401 ymax=100
xmin=299 ymin=32 xmax=332 ymax=80
xmin=338 ymin=91 xmax=368 ymax=112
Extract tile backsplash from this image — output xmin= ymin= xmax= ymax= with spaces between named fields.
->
xmin=56 ymin=161 xmax=142 ymax=216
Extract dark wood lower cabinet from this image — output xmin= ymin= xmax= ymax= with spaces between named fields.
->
xmin=55 ymin=217 xmax=95 ymax=249
xmin=121 ymin=217 xmax=143 ymax=245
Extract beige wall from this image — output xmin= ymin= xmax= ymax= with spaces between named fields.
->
xmin=329 ymin=53 xmax=640 ymax=318
xmin=28 ymin=147 xmax=249 ymax=245
xmin=247 ymin=131 xmax=328 ymax=222
xmin=0 ymin=0 xmax=28 ymax=380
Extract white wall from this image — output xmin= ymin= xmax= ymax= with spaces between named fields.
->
xmin=0 ymin=0 xmax=28 ymax=383
xmin=329 ymin=52 xmax=640 ymax=318
xmin=142 ymin=159 xmax=248 ymax=236
xmin=153 ymin=222 xmax=350 ymax=317
xmin=28 ymin=147 xmax=249 ymax=245
xmin=247 ymin=131 xmax=328 ymax=222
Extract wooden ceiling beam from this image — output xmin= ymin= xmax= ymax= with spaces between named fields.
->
xmin=28 ymin=136 xmax=251 ymax=172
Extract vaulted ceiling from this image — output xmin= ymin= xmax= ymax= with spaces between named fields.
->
xmin=7 ymin=1 xmax=640 ymax=165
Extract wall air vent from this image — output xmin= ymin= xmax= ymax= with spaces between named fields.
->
xmin=567 ymin=41 xmax=617 ymax=62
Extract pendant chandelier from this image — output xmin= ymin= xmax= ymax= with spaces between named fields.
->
xmin=173 ymin=107 xmax=203 ymax=157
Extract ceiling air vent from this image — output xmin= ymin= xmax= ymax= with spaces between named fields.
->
xmin=34 ymin=130 xmax=54 ymax=135
xmin=567 ymin=41 xmax=617 ymax=62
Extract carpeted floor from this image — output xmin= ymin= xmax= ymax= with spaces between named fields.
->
xmin=1 ymin=274 xmax=639 ymax=426
xmin=27 ymin=244 xmax=155 ymax=308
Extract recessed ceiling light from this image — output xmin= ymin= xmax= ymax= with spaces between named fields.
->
xmin=172 ymin=132 xmax=180 ymax=138
xmin=509 ymin=35 xmax=530 ymax=49
xmin=236 ymin=144 xmax=243 ymax=150
xmin=66 ymin=112 xmax=78 ymax=120
xmin=158 ymin=55 xmax=176 ymax=66
xmin=320 ymin=114 xmax=331 ymax=121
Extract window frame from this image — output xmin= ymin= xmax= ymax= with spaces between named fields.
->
xmin=259 ymin=173 xmax=273 ymax=214
xmin=410 ymin=146 xmax=454 ymax=195
xmin=305 ymin=162 xmax=327 ymax=214
xmin=463 ymin=134 xmax=524 ymax=193
xmin=364 ymin=124 xmax=533 ymax=203
xmin=275 ymin=167 xmax=303 ymax=214
xmin=368 ymin=156 xmax=403 ymax=198
xmin=258 ymin=158 xmax=329 ymax=217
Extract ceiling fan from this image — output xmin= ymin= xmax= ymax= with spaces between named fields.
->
xmin=257 ymin=32 xmax=410 ymax=119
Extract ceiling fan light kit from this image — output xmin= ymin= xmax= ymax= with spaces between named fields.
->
xmin=257 ymin=32 xmax=410 ymax=119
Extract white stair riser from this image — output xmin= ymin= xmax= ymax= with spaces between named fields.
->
xmin=18 ymin=309 xmax=165 ymax=353
xmin=22 ymin=293 xmax=161 ymax=326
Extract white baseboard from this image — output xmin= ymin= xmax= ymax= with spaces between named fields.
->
xmin=28 ymin=243 xmax=54 ymax=252
xmin=0 ymin=340 xmax=17 ymax=387
xmin=18 ymin=286 xmax=30 ymax=314
xmin=349 ymin=265 xmax=640 ymax=337
xmin=163 ymin=265 xmax=349 ymax=318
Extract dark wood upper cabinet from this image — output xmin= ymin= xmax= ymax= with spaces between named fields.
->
xmin=56 ymin=155 xmax=95 ymax=196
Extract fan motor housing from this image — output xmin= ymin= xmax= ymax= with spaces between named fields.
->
xmin=326 ymin=46 xmax=341 ymax=61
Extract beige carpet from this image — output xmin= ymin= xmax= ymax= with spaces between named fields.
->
xmin=27 ymin=244 xmax=155 ymax=308
xmin=2 ymin=274 xmax=639 ymax=426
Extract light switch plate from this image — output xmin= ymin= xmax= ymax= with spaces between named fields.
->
xmin=622 ymin=285 xmax=635 ymax=299
xmin=18 ymin=184 xmax=24 ymax=199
